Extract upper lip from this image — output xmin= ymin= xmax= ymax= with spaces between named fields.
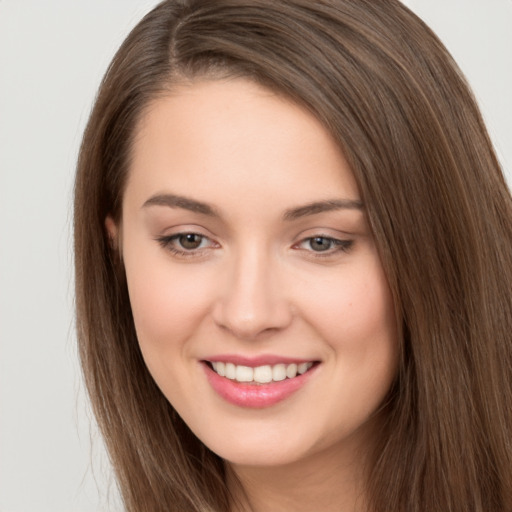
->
xmin=203 ymin=354 xmax=318 ymax=367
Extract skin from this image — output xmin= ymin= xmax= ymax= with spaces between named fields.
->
xmin=107 ymin=78 xmax=398 ymax=512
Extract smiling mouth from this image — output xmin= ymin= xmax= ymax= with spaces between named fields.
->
xmin=206 ymin=361 xmax=316 ymax=384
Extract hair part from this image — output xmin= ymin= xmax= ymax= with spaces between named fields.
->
xmin=74 ymin=1 xmax=512 ymax=510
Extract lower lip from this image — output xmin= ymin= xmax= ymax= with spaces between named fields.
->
xmin=203 ymin=363 xmax=318 ymax=408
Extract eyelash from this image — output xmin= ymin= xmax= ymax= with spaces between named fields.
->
xmin=156 ymin=233 xmax=354 ymax=258
xmin=294 ymin=236 xmax=354 ymax=257
xmin=156 ymin=233 xmax=217 ymax=258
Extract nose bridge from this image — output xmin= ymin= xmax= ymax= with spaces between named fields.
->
xmin=213 ymin=241 xmax=291 ymax=339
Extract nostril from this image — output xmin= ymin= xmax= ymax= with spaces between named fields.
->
xmin=211 ymin=274 xmax=293 ymax=340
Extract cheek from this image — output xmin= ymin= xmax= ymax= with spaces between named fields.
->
xmin=128 ymin=271 xmax=186 ymax=345
xmin=308 ymin=263 xmax=395 ymax=341
xmin=310 ymin=264 xmax=399 ymax=430
xmin=123 ymin=257 xmax=218 ymax=408
xmin=122 ymin=242 xmax=213 ymax=359
xmin=300 ymin=257 xmax=398 ymax=387
xmin=345 ymin=278 xmax=396 ymax=347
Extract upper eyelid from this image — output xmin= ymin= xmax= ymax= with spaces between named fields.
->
xmin=293 ymin=232 xmax=352 ymax=244
xmin=292 ymin=223 xmax=356 ymax=237
xmin=157 ymin=223 xmax=215 ymax=236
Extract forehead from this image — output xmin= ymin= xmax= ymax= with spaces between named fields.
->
xmin=125 ymin=78 xmax=360 ymax=212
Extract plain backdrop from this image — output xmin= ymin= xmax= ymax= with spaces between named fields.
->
xmin=0 ymin=1 xmax=511 ymax=511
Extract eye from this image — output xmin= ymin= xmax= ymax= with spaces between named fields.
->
xmin=176 ymin=233 xmax=206 ymax=250
xmin=308 ymin=236 xmax=336 ymax=252
xmin=296 ymin=235 xmax=353 ymax=255
xmin=156 ymin=232 xmax=218 ymax=256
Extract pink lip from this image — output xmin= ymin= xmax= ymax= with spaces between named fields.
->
xmin=202 ymin=360 xmax=319 ymax=409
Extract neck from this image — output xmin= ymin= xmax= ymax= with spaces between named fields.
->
xmin=227 ymin=438 xmax=370 ymax=512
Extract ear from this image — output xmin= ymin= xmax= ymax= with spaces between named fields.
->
xmin=105 ymin=216 xmax=119 ymax=249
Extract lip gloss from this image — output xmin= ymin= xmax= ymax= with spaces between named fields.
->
xmin=203 ymin=362 xmax=318 ymax=408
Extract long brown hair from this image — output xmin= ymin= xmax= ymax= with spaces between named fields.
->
xmin=74 ymin=1 xmax=512 ymax=510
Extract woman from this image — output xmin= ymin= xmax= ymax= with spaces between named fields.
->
xmin=74 ymin=1 xmax=512 ymax=511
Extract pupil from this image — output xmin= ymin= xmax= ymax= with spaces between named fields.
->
xmin=310 ymin=237 xmax=331 ymax=251
xmin=180 ymin=234 xmax=202 ymax=249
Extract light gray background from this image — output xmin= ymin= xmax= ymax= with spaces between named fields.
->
xmin=0 ymin=1 xmax=511 ymax=511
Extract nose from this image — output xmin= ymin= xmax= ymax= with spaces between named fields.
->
xmin=212 ymin=245 xmax=293 ymax=340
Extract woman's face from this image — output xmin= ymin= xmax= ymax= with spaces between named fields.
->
xmin=112 ymin=79 xmax=398 ymax=468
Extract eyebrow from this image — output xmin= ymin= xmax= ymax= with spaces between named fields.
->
xmin=142 ymin=194 xmax=220 ymax=217
xmin=283 ymin=199 xmax=364 ymax=220
xmin=142 ymin=193 xmax=363 ymax=220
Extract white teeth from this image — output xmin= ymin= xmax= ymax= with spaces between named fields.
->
xmin=216 ymin=361 xmax=226 ymax=377
xmin=253 ymin=365 xmax=273 ymax=383
xmin=272 ymin=364 xmax=287 ymax=381
xmin=210 ymin=361 xmax=314 ymax=383
xmin=286 ymin=363 xmax=298 ymax=379
xmin=235 ymin=365 xmax=253 ymax=382
xmin=225 ymin=362 xmax=236 ymax=380
xmin=297 ymin=362 xmax=311 ymax=374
